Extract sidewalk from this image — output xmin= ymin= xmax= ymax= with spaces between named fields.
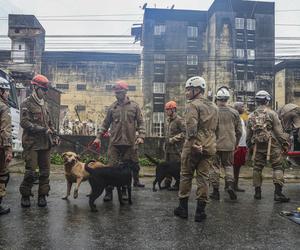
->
xmin=9 ymin=159 xmax=300 ymax=180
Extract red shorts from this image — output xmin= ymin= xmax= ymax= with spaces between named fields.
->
xmin=234 ymin=146 xmax=247 ymax=168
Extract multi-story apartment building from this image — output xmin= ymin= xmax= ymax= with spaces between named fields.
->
xmin=139 ymin=0 xmax=275 ymax=136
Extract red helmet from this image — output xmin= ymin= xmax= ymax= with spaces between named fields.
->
xmin=165 ymin=101 xmax=177 ymax=110
xmin=31 ymin=74 xmax=49 ymax=90
xmin=113 ymin=80 xmax=128 ymax=91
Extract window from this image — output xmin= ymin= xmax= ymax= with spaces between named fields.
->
xmin=235 ymin=18 xmax=244 ymax=29
xmin=187 ymin=26 xmax=198 ymax=38
xmin=77 ymin=84 xmax=86 ymax=91
xmin=128 ymin=85 xmax=136 ymax=91
xmin=105 ymin=84 xmax=113 ymax=91
xmin=246 ymin=81 xmax=255 ymax=92
xmin=154 ymin=64 xmax=165 ymax=82
xmin=236 ymin=49 xmax=245 ymax=59
xmin=153 ymin=82 xmax=165 ymax=94
xmin=247 ymin=49 xmax=255 ymax=59
xmin=154 ymin=54 xmax=165 ymax=64
xmin=18 ymin=44 xmax=22 ymax=50
xmin=152 ymin=112 xmax=164 ymax=137
xmin=154 ymin=24 xmax=166 ymax=36
xmin=187 ymin=55 xmax=198 ymax=65
xmin=153 ymin=94 xmax=165 ymax=112
xmin=294 ymin=70 xmax=300 ymax=80
xmin=56 ymin=84 xmax=69 ymax=90
xmin=247 ymin=19 xmax=256 ymax=30
xmin=76 ymin=105 xmax=86 ymax=111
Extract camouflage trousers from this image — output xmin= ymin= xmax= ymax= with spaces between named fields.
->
xmin=19 ymin=149 xmax=51 ymax=197
xmin=0 ymin=148 xmax=10 ymax=198
xmin=210 ymin=151 xmax=234 ymax=189
xmin=252 ymin=145 xmax=284 ymax=187
xmin=178 ymin=142 xmax=213 ymax=202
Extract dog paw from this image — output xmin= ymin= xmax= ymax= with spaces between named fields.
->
xmin=73 ymin=190 xmax=78 ymax=199
xmin=153 ymin=189 xmax=157 ymax=192
xmin=61 ymin=196 xmax=69 ymax=200
xmin=120 ymin=202 xmax=125 ymax=206
xmin=129 ymin=200 xmax=133 ymax=205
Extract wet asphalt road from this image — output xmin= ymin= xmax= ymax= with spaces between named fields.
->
xmin=0 ymin=174 xmax=300 ymax=250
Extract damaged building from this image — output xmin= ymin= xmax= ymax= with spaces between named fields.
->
xmin=137 ymin=0 xmax=275 ymax=136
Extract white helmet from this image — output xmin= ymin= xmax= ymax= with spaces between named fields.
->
xmin=216 ymin=87 xmax=230 ymax=100
xmin=0 ymin=77 xmax=10 ymax=90
xmin=185 ymin=76 xmax=206 ymax=90
xmin=255 ymin=90 xmax=271 ymax=101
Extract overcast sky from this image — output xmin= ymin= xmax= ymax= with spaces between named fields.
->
xmin=0 ymin=0 xmax=299 ymax=55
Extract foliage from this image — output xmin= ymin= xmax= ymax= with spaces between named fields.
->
xmin=50 ymin=153 xmax=64 ymax=165
xmin=51 ymin=153 xmax=158 ymax=166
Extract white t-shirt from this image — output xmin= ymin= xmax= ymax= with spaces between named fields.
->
xmin=239 ymin=117 xmax=247 ymax=147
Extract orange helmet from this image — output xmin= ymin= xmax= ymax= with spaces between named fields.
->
xmin=165 ymin=101 xmax=177 ymax=110
xmin=113 ymin=80 xmax=128 ymax=91
xmin=31 ymin=74 xmax=49 ymax=90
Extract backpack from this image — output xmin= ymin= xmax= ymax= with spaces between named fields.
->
xmin=250 ymin=108 xmax=272 ymax=144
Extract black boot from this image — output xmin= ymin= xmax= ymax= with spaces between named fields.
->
xmin=103 ymin=187 xmax=113 ymax=202
xmin=0 ymin=197 xmax=10 ymax=216
xmin=254 ymin=187 xmax=261 ymax=200
xmin=38 ymin=195 xmax=47 ymax=207
xmin=209 ymin=188 xmax=220 ymax=200
xmin=195 ymin=200 xmax=207 ymax=222
xmin=274 ymin=183 xmax=290 ymax=202
xmin=234 ymin=178 xmax=245 ymax=192
xmin=227 ymin=182 xmax=237 ymax=200
xmin=174 ymin=198 xmax=188 ymax=219
xmin=21 ymin=196 xmax=31 ymax=208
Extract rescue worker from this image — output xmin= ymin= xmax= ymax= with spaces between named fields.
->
xmin=210 ymin=87 xmax=242 ymax=200
xmin=174 ymin=76 xmax=218 ymax=222
xmin=233 ymin=102 xmax=248 ymax=192
xmin=164 ymin=101 xmax=185 ymax=190
xmin=92 ymin=80 xmax=145 ymax=201
xmin=19 ymin=74 xmax=58 ymax=208
xmin=73 ymin=119 xmax=82 ymax=135
xmin=278 ymin=103 xmax=300 ymax=138
xmin=247 ymin=90 xmax=290 ymax=202
xmin=0 ymin=77 xmax=13 ymax=215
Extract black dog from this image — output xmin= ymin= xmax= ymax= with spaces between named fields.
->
xmin=144 ymin=154 xmax=180 ymax=192
xmin=85 ymin=161 xmax=133 ymax=212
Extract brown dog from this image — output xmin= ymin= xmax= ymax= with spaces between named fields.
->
xmin=61 ymin=151 xmax=105 ymax=200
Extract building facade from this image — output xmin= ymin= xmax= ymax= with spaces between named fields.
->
xmin=139 ymin=0 xmax=275 ymax=136
xmin=42 ymin=51 xmax=142 ymax=125
xmin=275 ymin=60 xmax=300 ymax=109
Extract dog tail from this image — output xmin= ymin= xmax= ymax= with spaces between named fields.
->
xmin=144 ymin=153 xmax=160 ymax=166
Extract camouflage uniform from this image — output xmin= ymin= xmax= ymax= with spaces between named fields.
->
xmin=19 ymin=95 xmax=54 ymax=197
xmin=247 ymin=106 xmax=289 ymax=187
xmin=165 ymin=114 xmax=185 ymax=162
xmin=0 ymin=97 xmax=12 ymax=199
xmin=179 ymin=96 xmax=218 ymax=202
xmin=98 ymin=97 xmax=145 ymax=165
xmin=210 ymin=106 xmax=242 ymax=189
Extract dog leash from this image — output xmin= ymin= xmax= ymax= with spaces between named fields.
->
xmin=55 ymin=134 xmax=101 ymax=156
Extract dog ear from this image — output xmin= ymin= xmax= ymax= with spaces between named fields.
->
xmin=62 ymin=152 xmax=67 ymax=158
xmin=76 ymin=155 xmax=81 ymax=161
